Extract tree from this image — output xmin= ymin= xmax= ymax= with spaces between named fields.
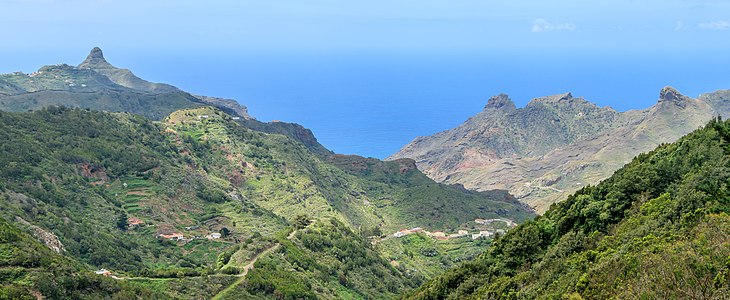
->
xmin=116 ymin=214 xmax=128 ymax=231
xmin=294 ymin=214 xmax=311 ymax=229
xmin=219 ymin=227 xmax=231 ymax=237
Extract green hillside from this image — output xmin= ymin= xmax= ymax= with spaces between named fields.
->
xmin=0 ymin=216 xmax=165 ymax=299
xmin=405 ymin=117 xmax=730 ymax=299
xmin=0 ymin=106 xmax=533 ymax=299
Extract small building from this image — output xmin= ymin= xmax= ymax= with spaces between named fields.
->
xmin=232 ymin=117 xmax=240 ymax=120
xmin=429 ymin=231 xmax=446 ymax=238
xmin=128 ymin=217 xmax=144 ymax=227
xmin=95 ymin=269 xmax=112 ymax=276
xmin=185 ymin=225 xmax=200 ymax=231
xmin=394 ymin=231 xmax=407 ymax=238
xmin=157 ymin=233 xmax=184 ymax=241
xmin=410 ymin=227 xmax=423 ymax=233
xmin=207 ymin=232 xmax=222 ymax=240
xmin=475 ymin=218 xmax=487 ymax=225
xmin=472 ymin=230 xmax=494 ymax=240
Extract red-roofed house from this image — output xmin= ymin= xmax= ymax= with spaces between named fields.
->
xmin=128 ymin=217 xmax=144 ymax=227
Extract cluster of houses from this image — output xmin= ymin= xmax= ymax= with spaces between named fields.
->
xmin=474 ymin=218 xmax=517 ymax=227
xmin=127 ymin=217 xmax=222 ymax=242
xmin=391 ymin=228 xmax=490 ymax=241
xmin=393 ymin=227 xmax=424 ymax=238
xmin=155 ymin=232 xmax=222 ymax=241
xmin=426 ymin=230 xmax=471 ymax=240
xmin=390 ymin=218 xmax=516 ymax=241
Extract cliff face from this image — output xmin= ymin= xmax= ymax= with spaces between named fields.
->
xmin=390 ymin=87 xmax=730 ymax=212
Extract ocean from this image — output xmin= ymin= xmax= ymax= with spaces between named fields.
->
xmin=16 ymin=50 xmax=730 ymax=159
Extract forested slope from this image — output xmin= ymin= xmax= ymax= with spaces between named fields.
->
xmin=407 ymin=117 xmax=730 ymax=299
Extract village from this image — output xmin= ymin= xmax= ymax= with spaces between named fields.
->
xmin=126 ymin=216 xmax=226 ymax=242
xmin=387 ymin=218 xmax=515 ymax=241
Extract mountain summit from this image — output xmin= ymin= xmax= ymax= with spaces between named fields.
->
xmin=658 ymin=86 xmax=694 ymax=108
xmin=78 ymin=47 xmax=114 ymax=69
xmin=484 ymin=94 xmax=516 ymax=111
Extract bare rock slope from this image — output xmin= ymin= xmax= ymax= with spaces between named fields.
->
xmin=390 ymin=87 xmax=730 ymax=212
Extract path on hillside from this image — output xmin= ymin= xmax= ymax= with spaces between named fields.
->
xmin=210 ymin=243 xmax=280 ymax=300
xmin=210 ymin=222 xmax=313 ymax=300
xmin=234 ymin=243 xmax=280 ymax=278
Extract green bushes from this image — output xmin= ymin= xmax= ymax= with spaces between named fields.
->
xmin=408 ymin=118 xmax=730 ymax=299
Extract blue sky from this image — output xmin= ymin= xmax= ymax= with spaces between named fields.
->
xmin=3 ymin=0 xmax=730 ymax=57
xmin=1 ymin=1 xmax=730 ymax=158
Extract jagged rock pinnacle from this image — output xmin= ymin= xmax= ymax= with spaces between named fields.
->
xmin=79 ymin=47 xmax=114 ymax=69
xmin=658 ymin=86 xmax=692 ymax=108
xmin=660 ymin=86 xmax=682 ymax=102
xmin=484 ymin=94 xmax=516 ymax=111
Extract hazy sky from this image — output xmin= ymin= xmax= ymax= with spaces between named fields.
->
xmin=2 ymin=0 xmax=730 ymax=59
xmin=2 ymin=1 xmax=729 ymax=158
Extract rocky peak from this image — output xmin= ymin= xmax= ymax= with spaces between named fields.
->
xmin=658 ymin=86 xmax=692 ymax=108
xmin=78 ymin=47 xmax=114 ymax=69
xmin=526 ymin=92 xmax=576 ymax=107
xmin=484 ymin=94 xmax=516 ymax=111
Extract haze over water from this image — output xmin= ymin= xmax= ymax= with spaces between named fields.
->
xmin=129 ymin=50 xmax=729 ymax=159
xmin=2 ymin=0 xmax=729 ymax=158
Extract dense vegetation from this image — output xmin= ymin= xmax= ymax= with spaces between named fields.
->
xmin=215 ymin=218 xmax=423 ymax=299
xmin=0 ymin=106 xmax=531 ymax=299
xmin=406 ymin=117 xmax=730 ymax=299
xmin=0 ymin=216 xmax=164 ymax=299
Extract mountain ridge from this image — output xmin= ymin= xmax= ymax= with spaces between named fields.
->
xmin=390 ymin=86 xmax=730 ymax=212
xmin=0 ymin=49 xmax=535 ymax=299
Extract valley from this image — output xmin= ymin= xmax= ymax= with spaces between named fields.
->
xmin=0 ymin=49 xmax=533 ymax=299
xmin=2 ymin=47 xmax=728 ymax=299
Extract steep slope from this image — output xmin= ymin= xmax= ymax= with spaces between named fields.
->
xmin=406 ymin=117 xmax=730 ymax=299
xmin=0 ymin=106 xmax=533 ymax=299
xmin=391 ymin=87 xmax=730 ymax=212
xmin=0 ymin=216 xmax=164 ymax=299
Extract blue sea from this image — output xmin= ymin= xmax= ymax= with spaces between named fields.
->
xmin=9 ymin=50 xmax=730 ymax=159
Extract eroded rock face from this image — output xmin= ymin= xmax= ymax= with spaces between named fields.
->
xmin=484 ymin=94 xmax=516 ymax=111
xmin=390 ymin=87 xmax=730 ymax=213
xmin=16 ymin=216 xmax=66 ymax=254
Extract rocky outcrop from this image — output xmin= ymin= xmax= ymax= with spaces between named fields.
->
xmin=16 ymin=216 xmax=65 ymax=254
xmin=390 ymin=87 xmax=730 ymax=213
xmin=484 ymin=94 xmax=516 ymax=111
xmin=78 ymin=47 xmax=115 ymax=69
